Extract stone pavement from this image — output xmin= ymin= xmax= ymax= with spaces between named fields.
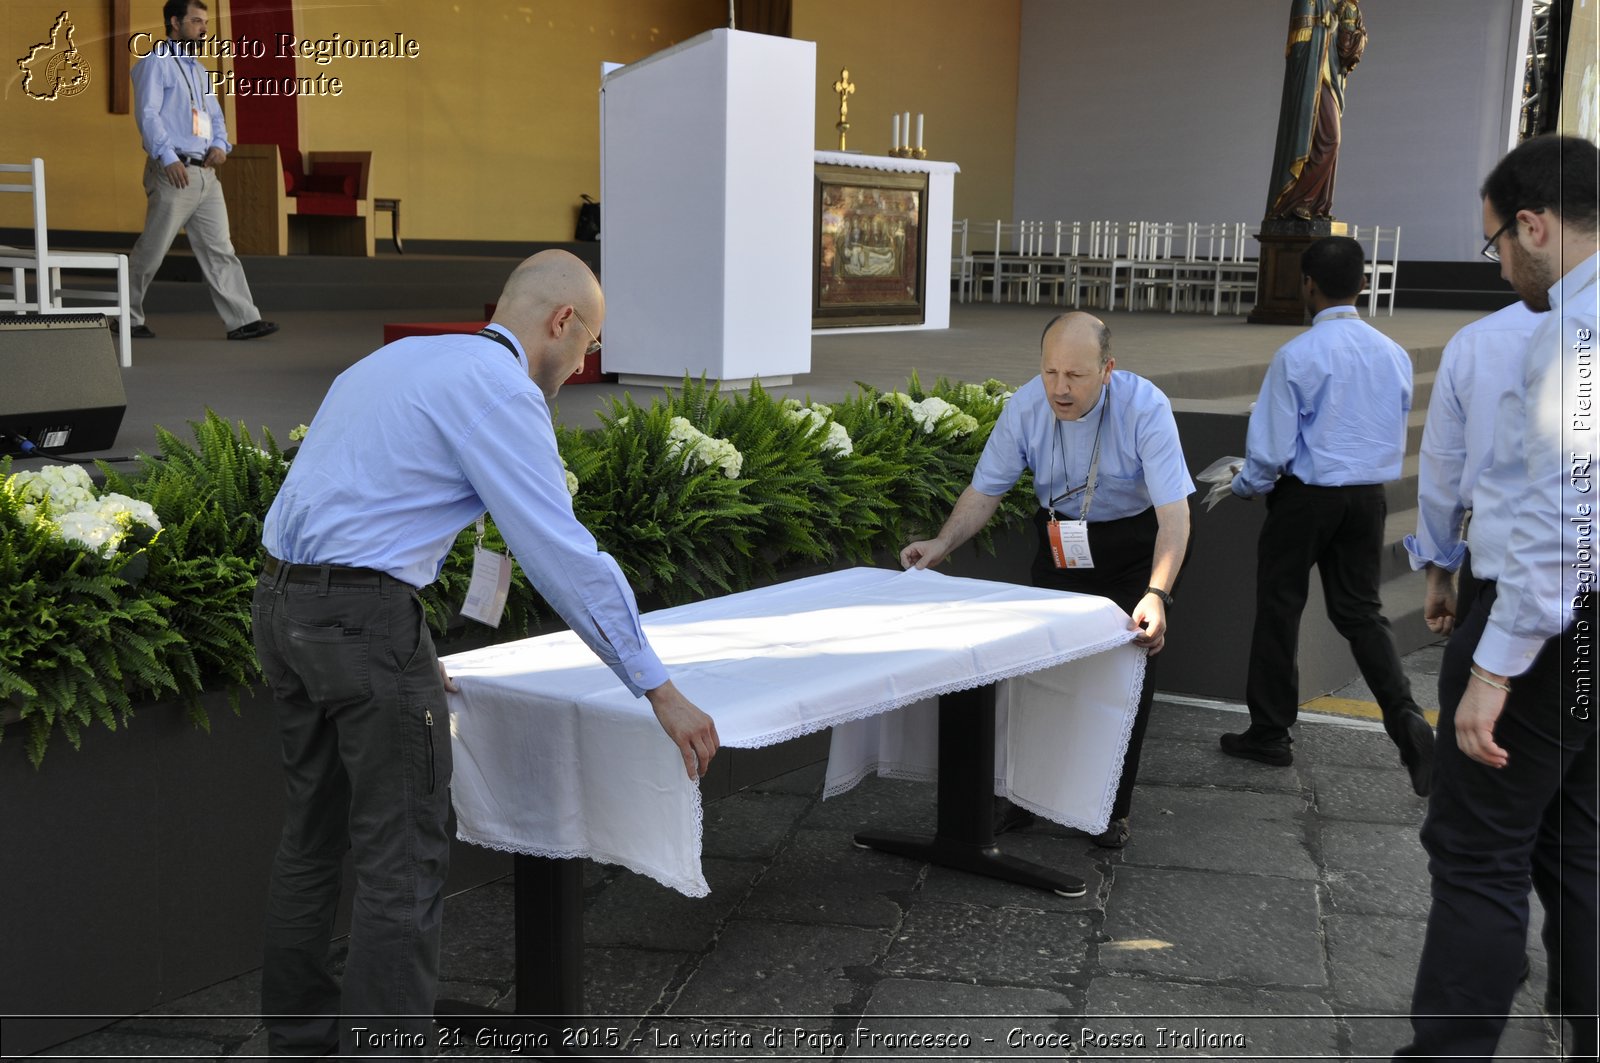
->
xmin=29 ymin=643 xmax=1578 ymax=1062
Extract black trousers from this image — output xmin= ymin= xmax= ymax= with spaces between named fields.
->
xmin=1245 ymin=477 xmax=1421 ymax=749
xmin=1030 ymin=506 xmax=1165 ymax=821
xmin=1398 ymin=582 xmax=1598 ymax=1060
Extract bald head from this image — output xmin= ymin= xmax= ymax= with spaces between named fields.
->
xmin=1039 ymin=311 xmax=1114 ymax=421
xmin=491 ymin=249 xmax=605 ymax=400
xmin=1040 ymin=311 xmax=1111 ymax=368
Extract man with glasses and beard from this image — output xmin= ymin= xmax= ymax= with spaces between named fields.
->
xmin=1397 ymin=134 xmax=1598 ymax=1061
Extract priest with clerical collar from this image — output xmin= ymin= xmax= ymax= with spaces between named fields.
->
xmin=901 ymin=311 xmax=1194 ymax=852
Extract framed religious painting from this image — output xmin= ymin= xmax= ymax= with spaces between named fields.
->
xmin=813 ymin=165 xmax=928 ymax=327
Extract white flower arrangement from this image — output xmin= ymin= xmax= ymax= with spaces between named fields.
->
xmin=907 ymin=395 xmax=980 ymax=437
xmin=666 ymin=416 xmax=743 ymax=479
xmin=5 ymin=466 xmax=162 ymax=559
xmin=781 ymin=401 xmax=854 ymax=458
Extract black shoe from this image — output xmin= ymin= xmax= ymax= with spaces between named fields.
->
xmin=993 ymin=798 xmax=1037 ymax=835
xmin=1220 ymin=729 xmax=1294 ymax=767
xmin=130 ymin=324 xmax=155 ymax=339
xmin=227 ymin=320 xmax=279 ymax=341
xmin=1400 ymin=713 xmax=1435 ymax=797
xmin=1092 ymin=817 xmax=1130 ymax=849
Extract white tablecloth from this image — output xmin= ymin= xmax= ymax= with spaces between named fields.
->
xmin=443 ymin=567 xmax=1145 ymax=897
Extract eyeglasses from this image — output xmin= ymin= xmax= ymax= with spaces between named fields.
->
xmin=1480 ymin=216 xmax=1517 ymax=262
xmin=570 ymin=308 xmax=602 ymax=356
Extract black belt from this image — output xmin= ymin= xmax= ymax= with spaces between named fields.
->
xmin=261 ymin=554 xmax=389 ymax=588
xmin=175 ymin=153 xmax=205 ymax=167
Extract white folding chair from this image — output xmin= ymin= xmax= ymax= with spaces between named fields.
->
xmin=1212 ymin=222 xmax=1259 ymax=315
xmin=992 ymin=220 xmax=1035 ymax=303
xmin=1032 ymin=221 xmax=1074 ymax=306
xmin=0 ymin=158 xmax=132 ymax=366
xmin=1126 ymin=221 xmax=1180 ymax=310
xmin=950 ymin=218 xmax=974 ymax=303
xmin=1361 ymin=224 xmax=1400 ymax=316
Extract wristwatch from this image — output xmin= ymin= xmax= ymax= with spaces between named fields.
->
xmin=1144 ymin=586 xmax=1174 ymax=607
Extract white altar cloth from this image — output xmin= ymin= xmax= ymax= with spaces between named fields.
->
xmin=443 ymin=567 xmax=1144 ymax=897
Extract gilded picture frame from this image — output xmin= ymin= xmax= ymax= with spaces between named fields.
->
xmin=813 ymin=164 xmax=929 ymax=327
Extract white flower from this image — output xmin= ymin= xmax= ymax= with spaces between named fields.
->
xmin=783 ymin=406 xmax=853 ymax=457
xmin=823 ymin=421 xmax=853 ymax=457
xmin=52 ymin=510 xmax=122 ymax=559
xmin=9 ymin=464 xmax=96 ymax=512
xmin=288 ymin=423 xmax=310 ymax=442
xmin=665 ymin=416 xmax=743 ymax=479
xmin=877 ymin=391 xmax=914 ymax=410
xmin=908 ymin=396 xmax=979 ymax=437
xmin=92 ymin=492 xmax=162 ymax=532
xmin=559 ymin=455 xmax=579 ymax=497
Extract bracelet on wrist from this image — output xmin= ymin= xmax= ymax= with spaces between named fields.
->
xmin=1469 ymin=666 xmax=1512 ymax=694
xmin=1144 ymin=585 xmax=1173 ymax=607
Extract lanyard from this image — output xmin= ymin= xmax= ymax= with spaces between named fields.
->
xmin=1048 ymin=378 xmax=1109 ymax=522
xmin=166 ymin=42 xmax=204 ymax=111
xmin=476 ymin=328 xmax=520 ymax=360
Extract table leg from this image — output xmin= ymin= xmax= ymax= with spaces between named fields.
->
xmin=852 ymin=684 xmax=1086 ymax=897
xmin=434 ymin=854 xmax=583 ymax=1051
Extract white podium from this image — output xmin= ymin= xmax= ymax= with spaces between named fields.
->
xmin=600 ymin=29 xmax=815 ymax=389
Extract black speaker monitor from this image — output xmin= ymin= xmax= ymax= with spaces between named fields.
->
xmin=0 ymin=314 xmax=126 ymax=455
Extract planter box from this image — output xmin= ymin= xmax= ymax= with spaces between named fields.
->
xmin=0 ymin=685 xmax=508 ymax=1057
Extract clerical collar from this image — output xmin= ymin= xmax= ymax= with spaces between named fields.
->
xmin=1062 ymin=377 xmax=1110 ymax=425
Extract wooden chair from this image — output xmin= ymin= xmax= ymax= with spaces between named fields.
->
xmin=0 ymin=158 xmax=132 ymax=366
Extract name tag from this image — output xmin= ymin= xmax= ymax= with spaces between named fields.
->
xmin=461 ymin=546 xmax=512 ymax=627
xmin=1047 ymin=518 xmax=1095 ymax=569
xmin=192 ymin=107 xmax=211 ymax=141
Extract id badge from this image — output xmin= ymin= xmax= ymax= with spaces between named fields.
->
xmin=461 ymin=546 xmax=512 ymax=627
xmin=1046 ymin=518 xmax=1095 ymax=569
xmin=192 ymin=107 xmax=212 ymax=141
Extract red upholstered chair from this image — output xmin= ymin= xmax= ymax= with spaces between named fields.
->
xmin=216 ymin=145 xmax=374 ymax=255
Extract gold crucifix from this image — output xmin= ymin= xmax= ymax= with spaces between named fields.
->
xmin=833 ymin=67 xmax=856 ymax=151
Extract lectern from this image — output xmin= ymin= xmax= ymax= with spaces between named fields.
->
xmin=600 ymin=29 xmax=815 ymax=388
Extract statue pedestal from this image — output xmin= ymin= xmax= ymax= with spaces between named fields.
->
xmin=1247 ymin=218 xmax=1349 ymax=326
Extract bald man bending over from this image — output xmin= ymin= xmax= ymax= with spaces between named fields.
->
xmin=254 ymin=251 xmax=718 ymax=1057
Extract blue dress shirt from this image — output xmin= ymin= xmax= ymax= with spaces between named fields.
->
xmin=1468 ymin=252 xmax=1599 ymax=676
xmin=1232 ymin=306 xmax=1412 ymax=497
xmin=263 ymin=325 xmax=669 ymax=697
xmin=1404 ymin=301 xmax=1543 ymax=571
xmin=971 ymin=371 xmax=1194 ymax=519
xmin=131 ymin=40 xmax=229 ymax=166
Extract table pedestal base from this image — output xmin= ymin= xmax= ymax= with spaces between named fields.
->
xmin=851 ymin=684 xmax=1087 ymax=898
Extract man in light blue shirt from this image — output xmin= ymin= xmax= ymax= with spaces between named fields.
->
xmin=253 ymin=251 xmax=719 ymax=1056
xmin=1403 ymin=301 xmax=1542 ymax=633
xmin=1222 ymin=236 xmax=1434 ymax=797
xmin=127 ymin=0 xmax=275 ymax=341
xmin=1398 ymin=133 xmax=1598 ymax=1063
xmin=903 ymin=312 xmax=1194 ymax=854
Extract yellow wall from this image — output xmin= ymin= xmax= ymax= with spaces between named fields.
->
xmin=2 ymin=0 xmax=1016 ymax=242
xmin=793 ymin=0 xmax=1019 ymax=229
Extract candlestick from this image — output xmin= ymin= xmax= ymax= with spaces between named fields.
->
xmin=916 ymin=113 xmax=924 ymax=151
xmin=891 ymin=114 xmax=900 ymax=152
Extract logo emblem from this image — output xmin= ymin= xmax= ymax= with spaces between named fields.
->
xmin=18 ymin=11 xmax=91 ymax=101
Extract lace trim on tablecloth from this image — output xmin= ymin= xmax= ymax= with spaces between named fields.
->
xmin=454 ymin=787 xmax=711 ymax=898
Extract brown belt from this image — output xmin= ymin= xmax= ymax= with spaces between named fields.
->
xmin=261 ymin=554 xmax=389 ymax=588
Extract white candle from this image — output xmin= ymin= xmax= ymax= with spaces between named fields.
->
xmin=902 ymin=112 xmax=912 ymax=149
xmin=916 ymin=113 xmax=924 ymax=150
xmin=892 ymin=114 xmax=900 ymax=151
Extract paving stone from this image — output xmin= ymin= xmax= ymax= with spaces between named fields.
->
xmin=914 ymin=831 xmax=1106 ymax=912
xmin=1099 ymin=866 xmax=1326 ymax=987
xmin=882 ymin=901 xmax=1094 ymax=987
xmin=1321 ymin=820 xmax=1433 ymax=918
xmin=1083 ymin=975 xmax=1339 ymax=1058
xmin=1304 ymin=762 xmax=1429 ymax=823
xmin=1118 ymin=787 xmax=1317 ymax=880
xmin=585 ymin=946 xmax=691 ymax=1019
xmin=860 ymin=978 xmax=1080 ymax=1057
xmin=738 ymin=828 xmax=920 ymax=927
xmin=1144 ymin=699 xmax=1244 ymax=744
xmin=1324 ymin=913 xmax=1428 ymax=1012
xmin=438 ymin=879 xmax=515 ymax=983
xmin=701 ymin=791 xmax=813 ymax=861
xmin=798 ymin=774 xmax=938 ymax=835
xmin=585 ymin=858 xmax=761 ymax=951
xmin=1346 ymin=1013 xmax=1561 ymax=1060
xmin=132 ymin=969 xmax=263 ymax=1043
xmin=1295 ymin=720 xmax=1407 ymax=770
xmin=749 ymin=759 xmax=827 ymax=796
xmin=668 ymin=921 xmax=890 ymax=1015
xmin=1135 ymin=734 xmax=1307 ymax=793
